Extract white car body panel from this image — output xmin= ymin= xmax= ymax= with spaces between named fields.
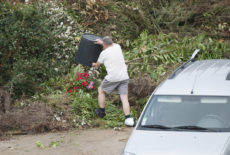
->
xmin=125 ymin=130 xmax=230 ymax=155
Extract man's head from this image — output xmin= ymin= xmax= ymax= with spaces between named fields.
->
xmin=102 ymin=36 xmax=113 ymax=49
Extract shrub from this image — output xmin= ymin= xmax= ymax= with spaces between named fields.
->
xmin=125 ymin=31 xmax=230 ymax=82
xmin=0 ymin=1 xmax=85 ymax=99
xmin=71 ymin=90 xmax=97 ymax=127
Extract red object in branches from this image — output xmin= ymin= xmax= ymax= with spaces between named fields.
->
xmin=81 ymin=72 xmax=89 ymax=79
xmin=73 ymin=86 xmax=78 ymax=92
xmin=76 ymin=72 xmax=89 ymax=80
xmin=76 ymin=74 xmax=83 ymax=80
xmin=67 ymin=89 xmax=72 ymax=93
xmin=81 ymin=81 xmax=88 ymax=87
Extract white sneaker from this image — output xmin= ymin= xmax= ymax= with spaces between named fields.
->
xmin=124 ymin=117 xmax=135 ymax=127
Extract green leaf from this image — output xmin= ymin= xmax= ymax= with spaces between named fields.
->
xmin=35 ymin=141 xmax=45 ymax=149
xmin=49 ymin=141 xmax=59 ymax=148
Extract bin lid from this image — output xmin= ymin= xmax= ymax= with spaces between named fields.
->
xmin=83 ymin=34 xmax=102 ymax=41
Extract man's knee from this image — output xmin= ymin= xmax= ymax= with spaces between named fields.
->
xmin=120 ymin=94 xmax=128 ymax=98
xmin=98 ymin=87 xmax=105 ymax=95
xmin=120 ymin=94 xmax=128 ymax=102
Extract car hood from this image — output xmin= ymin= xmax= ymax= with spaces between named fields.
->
xmin=124 ymin=130 xmax=230 ymax=155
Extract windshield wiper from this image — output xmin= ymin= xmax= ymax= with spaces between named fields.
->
xmin=174 ymin=125 xmax=218 ymax=132
xmin=141 ymin=125 xmax=173 ymax=130
xmin=141 ymin=125 xmax=220 ymax=132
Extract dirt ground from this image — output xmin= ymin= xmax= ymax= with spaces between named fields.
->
xmin=0 ymin=127 xmax=133 ymax=155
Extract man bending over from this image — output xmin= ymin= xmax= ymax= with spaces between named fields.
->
xmin=92 ymin=36 xmax=135 ymax=127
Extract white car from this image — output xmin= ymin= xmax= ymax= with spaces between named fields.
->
xmin=122 ymin=50 xmax=230 ymax=155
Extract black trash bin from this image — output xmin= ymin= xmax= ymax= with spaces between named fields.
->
xmin=75 ymin=34 xmax=103 ymax=67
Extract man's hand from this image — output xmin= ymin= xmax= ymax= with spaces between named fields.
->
xmin=94 ymin=39 xmax=103 ymax=45
xmin=92 ymin=62 xmax=100 ymax=69
xmin=92 ymin=63 xmax=97 ymax=67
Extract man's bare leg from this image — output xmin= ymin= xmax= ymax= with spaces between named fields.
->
xmin=120 ymin=94 xmax=135 ymax=126
xmin=95 ymin=87 xmax=106 ymax=118
xmin=120 ymin=94 xmax=130 ymax=116
xmin=98 ymin=87 xmax=106 ymax=108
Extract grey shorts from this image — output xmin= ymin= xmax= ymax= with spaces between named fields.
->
xmin=100 ymin=79 xmax=129 ymax=95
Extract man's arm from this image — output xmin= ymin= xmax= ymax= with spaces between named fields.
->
xmin=92 ymin=62 xmax=101 ymax=69
xmin=92 ymin=39 xmax=103 ymax=69
xmin=94 ymin=39 xmax=103 ymax=45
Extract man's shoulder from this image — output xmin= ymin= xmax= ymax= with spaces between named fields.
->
xmin=101 ymin=44 xmax=122 ymax=56
xmin=113 ymin=43 xmax=121 ymax=48
xmin=111 ymin=44 xmax=122 ymax=52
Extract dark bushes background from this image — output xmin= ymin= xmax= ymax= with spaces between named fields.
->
xmin=0 ymin=2 xmax=84 ymax=99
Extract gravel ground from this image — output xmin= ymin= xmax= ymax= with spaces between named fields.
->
xmin=0 ymin=127 xmax=133 ymax=155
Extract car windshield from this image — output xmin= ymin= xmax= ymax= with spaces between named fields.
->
xmin=139 ymin=95 xmax=230 ymax=132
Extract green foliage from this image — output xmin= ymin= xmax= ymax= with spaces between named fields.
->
xmin=66 ymin=0 xmax=230 ymax=47
xmin=125 ymin=31 xmax=230 ymax=81
xmin=0 ymin=1 xmax=85 ymax=99
xmin=35 ymin=141 xmax=45 ymax=149
xmin=71 ymin=90 xmax=97 ymax=127
xmin=70 ymin=90 xmax=134 ymax=128
xmin=104 ymin=103 xmax=137 ymax=128
xmin=123 ymin=0 xmax=195 ymax=33
xmin=102 ymin=101 xmax=125 ymax=128
xmin=49 ymin=141 xmax=62 ymax=148
xmin=35 ymin=140 xmax=62 ymax=149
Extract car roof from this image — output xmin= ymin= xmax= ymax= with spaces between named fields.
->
xmin=155 ymin=59 xmax=230 ymax=96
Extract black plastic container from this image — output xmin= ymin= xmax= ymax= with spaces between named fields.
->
xmin=75 ymin=34 xmax=103 ymax=67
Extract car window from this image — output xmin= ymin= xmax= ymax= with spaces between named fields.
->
xmin=139 ymin=95 xmax=230 ymax=131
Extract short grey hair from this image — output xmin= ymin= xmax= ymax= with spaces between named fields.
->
xmin=103 ymin=36 xmax=113 ymax=45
